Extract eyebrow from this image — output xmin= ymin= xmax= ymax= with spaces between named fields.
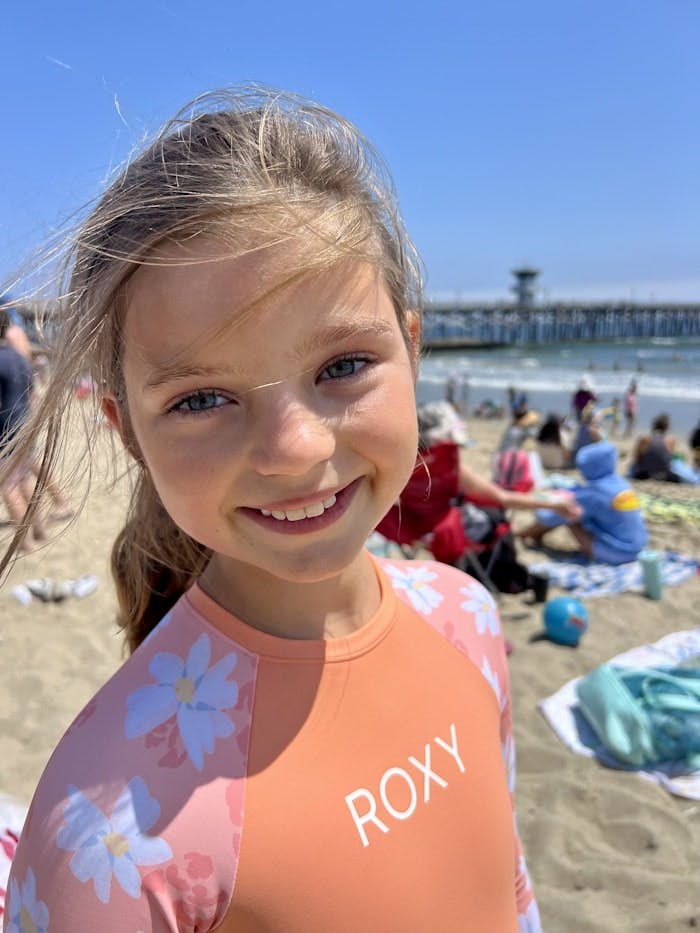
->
xmin=143 ymin=363 xmax=242 ymax=392
xmin=142 ymin=317 xmax=396 ymax=392
xmin=291 ymin=318 xmax=396 ymax=361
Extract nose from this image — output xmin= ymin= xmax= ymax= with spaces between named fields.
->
xmin=248 ymin=392 xmax=336 ymax=476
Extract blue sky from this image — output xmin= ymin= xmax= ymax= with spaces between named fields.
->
xmin=2 ymin=0 xmax=699 ymax=302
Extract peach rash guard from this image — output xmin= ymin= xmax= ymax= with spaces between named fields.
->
xmin=4 ymin=558 xmax=540 ymax=933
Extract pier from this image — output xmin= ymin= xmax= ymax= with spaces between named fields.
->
xmin=422 ymin=302 xmax=700 ymax=348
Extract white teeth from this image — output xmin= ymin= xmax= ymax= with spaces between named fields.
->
xmin=260 ymin=493 xmax=338 ymax=521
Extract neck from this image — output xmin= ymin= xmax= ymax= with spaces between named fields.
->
xmin=197 ymin=550 xmax=381 ymax=640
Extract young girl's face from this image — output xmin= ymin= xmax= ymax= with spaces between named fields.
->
xmin=108 ymin=238 xmax=419 ymax=589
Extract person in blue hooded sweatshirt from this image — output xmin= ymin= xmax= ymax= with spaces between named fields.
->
xmin=519 ymin=440 xmax=648 ymax=564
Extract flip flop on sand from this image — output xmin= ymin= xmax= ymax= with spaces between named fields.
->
xmin=11 ymin=575 xmax=99 ymax=605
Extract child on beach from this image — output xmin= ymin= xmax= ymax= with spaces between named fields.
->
xmin=623 ymin=379 xmax=638 ymax=437
xmin=519 ymin=440 xmax=647 ymax=564
xmin=1 ymin=88 xmax=540 ymax=932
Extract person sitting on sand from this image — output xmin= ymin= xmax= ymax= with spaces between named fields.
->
xmin=629 ymin=413 xmax=677 ymax=482
xmin=571 ymin=401 xmax=603 ymax=460
xmin=689 ymin=418 xmax=700 ymax=471
xmin=536 ymin=413 xmax=572 ymax=470
xmin=519 ymin=440 xmax=648 ymax=565
xmin=497 ymin=406 xmax=540 ymax=453
xmin=417 ymin=399 xmax=469 ymax=447
xmin=417 ymin=406 xmax=579 ymax=526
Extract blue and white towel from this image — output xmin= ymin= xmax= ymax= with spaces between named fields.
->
xmin=528 ymin=551 xmax=697 ymax=599
xmin=540 ymin=628 xmax=700 ymax=799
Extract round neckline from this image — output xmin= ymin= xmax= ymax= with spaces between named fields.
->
xmin=184 ymin=554 xmax=396 ymax=662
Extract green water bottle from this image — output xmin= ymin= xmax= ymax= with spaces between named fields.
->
xmin=639 ymin=550 xmax=663 ymax=600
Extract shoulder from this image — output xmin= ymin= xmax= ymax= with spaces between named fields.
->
xmin=377 ymin=557 xmax=508 ymax=695
xmin=379 ymin=556 xmax=485 ymax=613
xmin=10 ymin=598 xmax=254 ymax=930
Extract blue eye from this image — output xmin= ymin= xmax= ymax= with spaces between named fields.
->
xmin=320 ymin=356 xmax=369 ymax=381
xmin=171 ymin=391 xmax=230 ymax=414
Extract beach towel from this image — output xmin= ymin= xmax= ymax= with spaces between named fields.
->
xmin=539 ymin=628 xmax=700 ymax=799
xmin=639 ymin=493 xmax=700 ymax=525
xmin=527 ymin=551 xmax=697 ymax=600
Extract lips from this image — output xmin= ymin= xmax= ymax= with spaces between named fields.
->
xmin=242 ymin=480 xmax=360 ymax=535
xmin=260 ymin=493 xmax=337 ymax=522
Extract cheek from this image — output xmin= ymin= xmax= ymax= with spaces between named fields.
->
xmin=133 ymin=424 xmax=232 ymax=512
xmin=357 ymin=373 xmax=418 ymax=483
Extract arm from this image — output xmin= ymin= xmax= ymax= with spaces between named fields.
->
xmin=458 ymin=462 xmax=581 ymax=521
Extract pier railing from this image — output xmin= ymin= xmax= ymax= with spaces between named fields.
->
xmin=423 ymin=302 xmax=700 ymax=346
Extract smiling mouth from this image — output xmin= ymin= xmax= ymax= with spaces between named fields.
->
xmin=245 ymin=479 xmax=360 ymax=534
xmin=259 ymin=494 xmax=337 ymax=522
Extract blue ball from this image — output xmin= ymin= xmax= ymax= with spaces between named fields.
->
xmin=543 ymin=596 xmax=589 ymax=646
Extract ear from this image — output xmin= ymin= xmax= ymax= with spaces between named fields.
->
xmin=405 ymin=311 xmax=422 ymax=373
xmin=102 ymin=394 xmax=144 ymax=462
xmin=101 ymin=394 xmax=126 ymax=443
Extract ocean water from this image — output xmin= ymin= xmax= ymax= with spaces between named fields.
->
xmin=417 ymin=337 xmax=700 ymax=437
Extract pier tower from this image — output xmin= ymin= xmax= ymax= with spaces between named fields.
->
xmin=511 ymin=267 xmax=540 ymax=309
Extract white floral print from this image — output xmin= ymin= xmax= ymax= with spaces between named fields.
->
xmin=480 ymin=656 xmax=504 ymax=707
xmin=518 ymin=897 xmax=542 ymax=932
xmin=5 ymin=867 xmax=49 ymax=933
xmin=125 ymin=634 xmax=239 ymax=770
xmin=385 ymin=564 xmax=444 ymax=615
xmin=460 ymin=585 xmax=499 ymax=636
xmin=56 ymin=777 xmax=172 ymax=905
xmin=502 ymin=733 xmax=516 ymax=794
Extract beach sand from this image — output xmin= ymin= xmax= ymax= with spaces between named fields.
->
xmin=1 ymin=415 xmax=699 ymax=931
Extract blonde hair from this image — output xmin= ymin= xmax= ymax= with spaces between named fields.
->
xmin=0 ymin=86 xmax=423 ymax=652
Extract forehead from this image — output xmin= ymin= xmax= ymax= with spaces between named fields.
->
xmin=122 ymin=238 xmax=394 ymax=366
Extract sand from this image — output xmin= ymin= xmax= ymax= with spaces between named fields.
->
xmin=1 ymin=415 xmax=699 ymax=931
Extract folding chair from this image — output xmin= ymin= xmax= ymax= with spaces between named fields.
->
xmin=376 ymin=442 xmax=511 ymax=596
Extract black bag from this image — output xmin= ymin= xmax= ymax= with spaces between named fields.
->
xmin=463 ymin=505 xmax=530 ymax=594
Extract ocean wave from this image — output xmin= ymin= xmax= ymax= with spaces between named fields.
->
xmin=418 ymin=369 xmax=700 ymax=401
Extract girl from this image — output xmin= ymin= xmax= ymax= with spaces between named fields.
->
xmin=2 ymin=88 xmax=540 ymax=932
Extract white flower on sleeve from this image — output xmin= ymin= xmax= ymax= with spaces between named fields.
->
xmin=56 ymin=777 xmax=172 ymax=904
xmin=518 ymin=854 xmax=533 ymax=892
xmin=502 ymin=733 xmax=516 ymax=794
xmin=460 ymin=585 xmax=499 ymax=636
xmin=385 ymin=564 xmax=444 ymax=615
xmin=518 ymin=897 xmax=542 ymax=932
xmin=6 ymin=868 xmax=50 ymax=933
xmin=125 ymin=634 xmax=239 ymax=770
xmin=480 ymin=656 xmax=504 ymax=707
